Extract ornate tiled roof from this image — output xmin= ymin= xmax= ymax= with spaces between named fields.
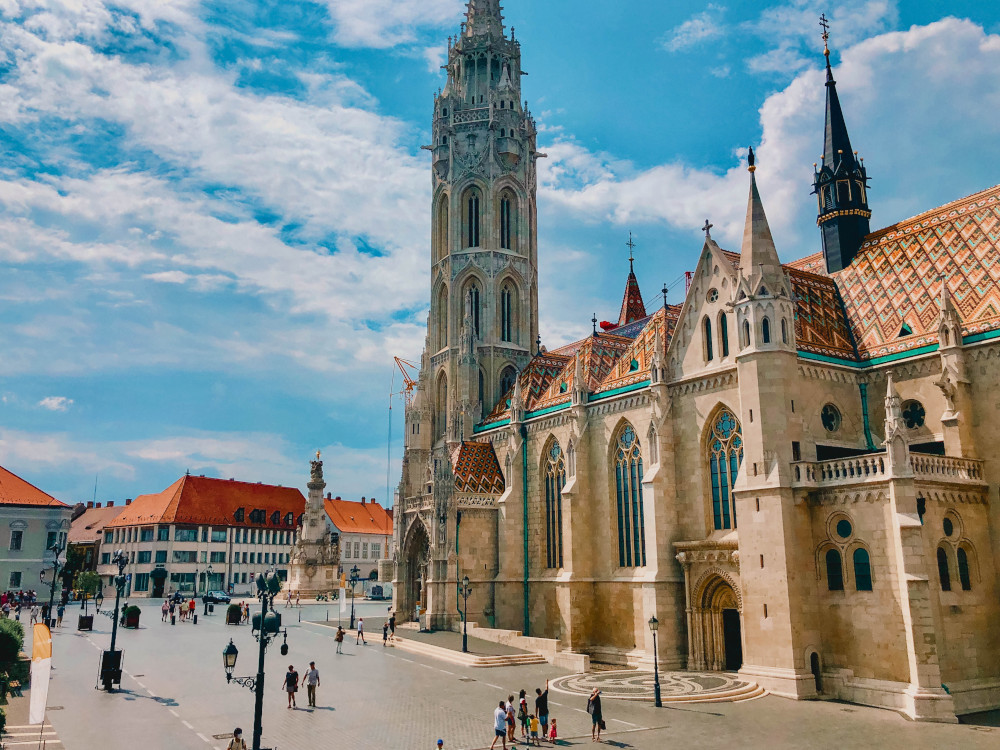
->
xmin=451 ymin=442 xmax=505 ymax=494
xmin=617 ymin=269 xmax=647 ymax=326
xmin=481 ymin=352 xmax=570 ymax=424
xmin=786 ymin=252 xmax=826 ymax=275
xmin=595 ymin=307 xmax=678 ymax=394
xmin=835 ymin=184 xmax=1000 ymax=360
xmin=787 ymin=268 xmax=858 ymax=360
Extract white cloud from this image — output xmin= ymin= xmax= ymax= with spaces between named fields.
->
xmin=320 ymin=0 xmax=464 ymax=48
xmin=422 ymin=43 xmax=447 ymax=73
xmin=661 ymin=4 xmax=726 ymax=53
xmin=38 ymin=396 xmax=73 ymax=412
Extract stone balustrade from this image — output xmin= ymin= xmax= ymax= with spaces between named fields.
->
xmin=791 ymin=452 xmax=985 ymax=489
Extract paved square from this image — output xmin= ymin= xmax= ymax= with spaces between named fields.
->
xmin=28 ymin=601 xmax=1000 ymax=749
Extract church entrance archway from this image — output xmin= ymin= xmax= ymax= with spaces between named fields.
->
xmin=690 ymin=573 xmax=743 ymax=672
xmin=401 ymin=520 xmax=430 ymax=622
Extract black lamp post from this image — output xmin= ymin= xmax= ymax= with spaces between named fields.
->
xmin=348 ymin=565 xmax=360 ymax=631
xmin=223 ymin=570 xmax=288 ymax=750
xmin=203 ymin=564 xmax=214 ymax=615
xmin=100 ymin=550 xmax=128 ymax=691
xmin=459 ymin=575 xmax=472 ymax=654
xmin=648 ymin=615 xmax=662 ymax=707
xmin=44 ymin=541 xmax=66 ymax=628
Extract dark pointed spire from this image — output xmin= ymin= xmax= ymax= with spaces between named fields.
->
xmin=617 ymin=244 xmax=647 ymax=327
xmin=465 ymin=0 xmax=505 ymax=39
xmin=813 ymin=15 xmax=871 ymax=273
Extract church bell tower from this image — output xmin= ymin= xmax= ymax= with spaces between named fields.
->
xmin=424 ymin=0 xmax=541 ymax=444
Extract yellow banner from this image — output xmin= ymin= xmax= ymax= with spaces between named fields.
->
xmin=32 ymin=623 xmax=51 ymax=662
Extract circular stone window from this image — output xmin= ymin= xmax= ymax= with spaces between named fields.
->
xmin=902 ymin=400 xmax=926 ymax=429
xmin=943 ymin=517 xmax=954 ymax=537
xmin=836 ymin=519 xmax=853 ymax=539
xmin=707 ymin=288 xmax=719 ymax=303
xmin=821 ymin=403 xmax=842 ymax=432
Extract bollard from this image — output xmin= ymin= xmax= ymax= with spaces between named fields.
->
xmin=171 ymin=614 xmax=175 ymax=625
xmin=193 ymin=614 xmax=198 ymax=625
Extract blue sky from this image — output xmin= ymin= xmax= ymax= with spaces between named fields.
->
xmin=1 ymin=0 xmax=999 ymax=506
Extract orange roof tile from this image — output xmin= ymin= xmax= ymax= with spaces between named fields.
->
xmin=0 ymin=465 xmax=68 ymax=508
xmin=107 ymin=475 xmax=305 ymax=529
xmin=323 ymin=498 xmax=393 ymax=536
xmin=68 ymin=505 xmax=126 ymax=544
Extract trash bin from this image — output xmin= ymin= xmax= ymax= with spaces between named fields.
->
xmin=208 ymin=604 xmax=214 ymax=614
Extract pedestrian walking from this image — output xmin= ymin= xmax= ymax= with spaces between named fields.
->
xmin=587 ymin=688 xmax=603 ymax=742
xmin=286 ymin=591 xmax=292 ymax=608
xmin=518 ymin=689 xmax=529 ymax=739
xmin=56 ymin=603 xmax=64 ymax=627
xmin=356 ymin=617 xmax=366 ymax=644
xmin=535 ymin=679 xmax=550 ymax=740
xmin=29 ymin=605 xmax=39 ymax=625
xmin=227 ymin=728 xmax=247 ymax=750
xmin=295 ymin=592 xmax=300 ymax=608
xmin=389 ymin=612 xmax=396 ymax=642
xmin=335 ymin=626 xmax=345 ymax=653
xmin=283 ymin=664 xmax=299 ymax=708
xmin=490 ymin=700 xmax=508 ymax=750
xmin=506 ymin=696 xmax=516 ymax=742
xmin=301 ymin=661 xmax=320 ymax=707
xmin=436 ymin=740 xmax=444 ymax=749
xmin=169 ymin=600 xmax=177 ymax=621
xmin=188 ymin=598 xmax=196 ymax=620
xmin=383 ymin=620 xmax=389 ymax=646
xmin=161 ymin=600 xmax=169 ymax=622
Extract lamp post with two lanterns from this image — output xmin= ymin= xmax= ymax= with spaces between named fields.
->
xmin=222 ymin=570 xmax=288 ymax=750
xmin=202 ymin=564 xmax=214 ymax=615
xmin=648 ymin=615 xmax=662 ymax=707
xmin=458 ymin=575 xmax=472 ymax=654
xmin=348 ymin=565 xmax=360 ymax=631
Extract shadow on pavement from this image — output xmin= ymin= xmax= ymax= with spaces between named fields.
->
xmin=959 ymin=710 xmax=1000 ymax=727
xmin=115 ymin=689 xmax=179 ymax=707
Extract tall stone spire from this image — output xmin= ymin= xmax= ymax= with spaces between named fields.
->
xmin=465 ymin=0 xmax=505 ymax=39
xmin=740 ymin=148 xmax=782 ymax=277
xmin=617 ymin=242 xmax=647 ymax=327
xmin=812 ymin=16 xmax=871 ymax=273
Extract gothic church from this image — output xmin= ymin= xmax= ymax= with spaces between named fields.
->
xmin=391 ymin=0 xmax=1000 ymax=722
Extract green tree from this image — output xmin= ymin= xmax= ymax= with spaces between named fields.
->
xmin=75 ymin=571 xmax=102 ymax=615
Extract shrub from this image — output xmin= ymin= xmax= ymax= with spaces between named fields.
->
xmin=0 ymin=620 xmax=24 ymax=665
xmin=0 ymin=705 xmax=6 ymax=736
xmin=123 ymin=606 xmax=141 ymax=618
xmin=227 ymin=604 xmax=242 ymax=621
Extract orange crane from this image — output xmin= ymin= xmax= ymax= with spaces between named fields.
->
xmin=394 ymin=356 xmax=420 ymax=408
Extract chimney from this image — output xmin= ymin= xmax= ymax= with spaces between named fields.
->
xmin=87 ymin=501 xmax=94 ymax=509
xmin=96 ymin=502 xmax=102 ymax=508
xmin=327 ymin=493 xmax=332 ymax=500
xmin=336 ymin=496 xmax=341 ymax=501
xmin=126 ymin=498 xmax=132 ymax=506
xmin=361 ymin=497 xmax=366 ymax=504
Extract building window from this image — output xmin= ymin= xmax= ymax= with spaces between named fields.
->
xmin=9 ymin=530 xmax=22 ymax=551
xmin=501 ymin=285 xmax=513 ymax=343
xmin=201 ymin=527 xmax=208 ymax=542
xmin=853 ymin=548 xmax=872 ymax=591
xmin=157 ymin=526 xmax=170 ymax=541
xmin=902 ymin=400 xmax=926 ymax=429
xmin=762 ymin=317 xmax=771 ymax=344
xmin=137 ymin=551 xmax=152 ymax=564
xmin=211 ymin=529 xmax=227 ymax=543
xmin=499 ymin=367 xmax=517 ymax=404
xmin=250 ymin=530 xmax=257 ymax=544
xmin=175 ymin=528 xmax=197 ymax=542
xmin=355 ymin=542 xmax=361 ymax=558
xmin=720 ymin=313 xmax=729 ymax=357
xmin=104 ymin=530 xmax=114 ymax=544
xmin=8 ymin=572 xmax=21 ymax=588
xmin=743 ymin=320 xmax=751 ymax=348
xmin=544 ymin=440 xmax=566 ymax=569
xmin=210 ymin=551 xmax=226 ymax=564
xmin=134 ymin=573 xmax=149 ymax=592
xmin=957 ymin=547 xmax=972 ymax=591
xmin=100 ymin=553 xmax=111 ymax=565
xmin=704 ymin=317 xmax=713 ymax=362
xmin=781 ymin=318 xmax=788 ymax=344
xmin=467 ymin=190 xmax=481 ymax=247
xmin=708 ymin=409 xmax=743 ymax=530
xmin=826 ymin=549 xmax=844 ymax=591
xmin=821 ymin=404 xmax=842 ymax=432
xmin=242 ymin=552 xmax=248 ymax=564
xmin=936 ymin=547 xmax=951 ymax=592
xmin=372 ymin=544 xmax=381 ymax=558
xmin=140 ymin=527 xmax=154 ymax=542
xmin=468 ymin=284 xmax=481 ymax=338
xmin=155 ymin=550 xmax=167 ymax=564
xmin=500 ymin=196 xmax=513 ymax=250
xmin=613 ymin=423 xmax=646 ymax=568
xmin=362 ymin=543 xmax=369 ymax=559
xmin=46 ymin=531 xmax=58 ymax=550
xmin=173 ymin=550 xmax=197 ymax=563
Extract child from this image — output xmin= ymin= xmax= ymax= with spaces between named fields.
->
xmin=383 ymin=620 xmax=389 ymax=646
xmin=548 ymin=718 xmax=557 ymax=742
xmin=529 ymin=714 xmax=540 ymax=746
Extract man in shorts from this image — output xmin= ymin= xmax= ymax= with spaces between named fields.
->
xmin=490 ymin=700 xmax=508 ymax=750
xmin=535 ymin=679 xmax=550 ymax=739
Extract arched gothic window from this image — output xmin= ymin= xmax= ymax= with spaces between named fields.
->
xmin=704 ymin=317 xmax=714 ymax=362
xmin=743 ymin=320 xmax=751 ymax=348
xmin=826 ymin=549 xmax=844 ymax=591
xmin=501 ymin=285 xmax=513 ymax=343
xmin=435 ymin=374 xmax=448 ymax=441
xmin=499 ymin=366 xmax=517 ymax=404
xmin=937 ymin=546 xmax=951 ymax=591
xmin=500 ymin=195 xmax=513 ymax=250
xmin=467 ymin=283 xmax=481 ymax=338
xmin=478 ymin=368 xmax=485 ymax=420
xmin=466 ymin=190 xmax=481 ymax=247
xmin=762 ymin=317 xmax=771 ymax=344
xmin=781 ymin=318 xmax=788 ymax=344
xmin=543 ymin=440 xmax=565 ymax=569
xmin=957 ymin=547 xmax=972 ymax=591
xmin=720 ymin=313 xmax=730 ymax=357
xmin=707 ymin=409 xmax=743 ymax=530
xmin=437 ymin=285 xmax=449 ymax=350
xmin=613 ymin=423 xmax=646 ymax=567
xmin=853 ymin=548 xmax=872 ymax=591
xmin=438 ymin=196 xmax=449 ymax=261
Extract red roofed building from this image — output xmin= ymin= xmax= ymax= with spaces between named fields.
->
xmin=67 ymin=502 xmax=127 ymax=572
xmin=98 ymin=474 xmax=304 ymax=598
xmin=322 ymin=496 xmax=393 ymax=581
xmin=0 ymin=464 xmax=72 ymax=593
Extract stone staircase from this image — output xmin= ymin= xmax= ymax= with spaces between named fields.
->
xmin=390 ymin=635 xmax=547 ymax=668
xmin=661 ymin=681 xmax=767 ymax=704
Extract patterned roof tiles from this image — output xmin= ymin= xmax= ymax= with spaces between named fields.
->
xmin=482 ymin=352 xmax=570 ymax=424
xmin=595 ymin=307 xmax=678 ymax=394
xmin=451 ymin=442 xmax=505 ymax=494
xmin=617 ymin=270 xmax=647 ymax=326
xmin=788 ymin=268 xmax=858 ymax=360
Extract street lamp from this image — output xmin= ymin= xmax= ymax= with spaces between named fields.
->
xmin=222 ymin=570 xmax=287 ymax=750
xmin=348 ymin=565 xmax=360 ymax=631
xmin=204 ymin=564 xmax=215 ymax=614
xmin=44 ymin=541 xmax=66 ymax=628
xmin=648 ymin=615 xmax=662 ymax=708
xmin=100 ymin=550 xmax=128 ymax=691
xmin=459 ymin=575 xmax=472 ymax=654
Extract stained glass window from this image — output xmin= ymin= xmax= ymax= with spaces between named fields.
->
xmin=853 ymin=548 xmax=872 ymax=591
xmin=902 ymin=400 xmax=926 ymax=429
xmin=708 ymin=409 xmax=743 ymax=530
xmin=704 ymin=317 xmax=714 ymax=361
xmin=500 ymin=196 xmax=512 ymax=250
xmin=614 ymin=424 xmax=646 ymax=567
xmin=826 ymin=549 xmax=844 ymax=591
xmin=468 ymin=284 xmax=481 ymax=338
xmin=501 ymin=285 xmax=513 ymax=342
xmin=544 ymin=441 xmax=565 ymax=569
xmin=467 ymin=191 xmax=481 ymax=247
xmin=720 ymin=313 xmax=729 ymax=357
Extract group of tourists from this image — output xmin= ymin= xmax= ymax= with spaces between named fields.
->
xmin=489 ymin=680 xmax=603 ymax=749
xmin=0 ymin=590 xmax=38 ymax=619
xmin=159 ymin=595 xmax=197 ymax=622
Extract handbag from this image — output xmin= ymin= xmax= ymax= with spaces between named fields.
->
xmin=599 ymin=720 xmax=606 ymax=731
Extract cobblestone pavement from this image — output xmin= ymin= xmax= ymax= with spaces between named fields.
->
xmin=30 ymin=601 xmax=1000 ymax=750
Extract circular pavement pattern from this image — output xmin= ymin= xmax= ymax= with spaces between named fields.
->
xmin=550 ymin=670 xmax=755 ymax=702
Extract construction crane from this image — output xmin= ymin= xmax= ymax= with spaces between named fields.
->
xmin=394 ymin=356 xmax=419 ymax=408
